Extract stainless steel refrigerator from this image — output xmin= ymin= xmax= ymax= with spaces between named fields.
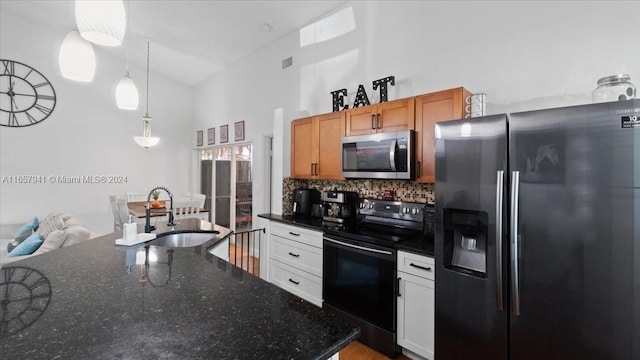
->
xmin=434 ymin=99 xmax=639 ymax=359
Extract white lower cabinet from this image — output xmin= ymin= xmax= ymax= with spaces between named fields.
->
xmin=270 ymin=259 xmax=322 ymax=306
xmin=397 ymin=251 xmax=435 ymax=360
xmin=268 ymin=221 xmax=323 ymax=307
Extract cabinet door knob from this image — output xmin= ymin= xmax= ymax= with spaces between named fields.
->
xmin=288 ymin=278 xmax=300 ymax=285
xmin=288 ymin=232 xmax=300 ymax=236
xmin=288 ymin=252 xmax=300 ymax=258
xmin=397 ymin=277 xmax=402 ymax=297
xmin=377 ymin=114 xmax=381 ymax=129
xmin=371 ymin=114 xmax=375 ymax=129
xmin=417 ymin=161 xmax=421 ymax=178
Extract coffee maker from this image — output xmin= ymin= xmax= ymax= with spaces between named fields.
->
xmin=321 ymin=190 xmax=358 ymax=223
xmin=292 ymin=188 xmax=320 ymax=216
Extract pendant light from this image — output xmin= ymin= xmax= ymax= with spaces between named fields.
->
xmin=133 ymin=40 xmax=160 ymax=150
xmin=115 ymin=0 xmax=138 ymax=110
xmin=115 ymin=66 xmax=139 ymax=109
xmin=75 ymin=0 xmax=126 ymax=47
xmin=59 ymin=30 xmax=96 ymax=82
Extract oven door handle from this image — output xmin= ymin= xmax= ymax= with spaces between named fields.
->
xmin=324 ymin=237 xmax=393 ymax=255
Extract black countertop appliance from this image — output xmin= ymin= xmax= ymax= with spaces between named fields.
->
xmin=292 ymin=188 xmax=319 ymax=216
xmin=321 ymin=189 xmax=358 ymax=223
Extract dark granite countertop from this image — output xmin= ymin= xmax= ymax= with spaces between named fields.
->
xmin=0 ymin=218 xmax=359 ymax=359
xmin=395 ymin=236 xmax=435 ymax=257
xmin=258 ymin=213 xmax=434 ymax=257
xmin=258 ymin=213 xmax=324 ymax=232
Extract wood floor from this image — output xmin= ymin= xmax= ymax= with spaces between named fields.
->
xmin=228 ymin=243 xmax=260 ymax=276
xmin=339 ymin=341 xmax=411 ymax=360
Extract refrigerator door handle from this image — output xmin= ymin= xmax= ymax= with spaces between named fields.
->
xmin=510 ymin=170 xmax=521 ymax=316
xmin=496 ymin=170 xmax=504 ymax=311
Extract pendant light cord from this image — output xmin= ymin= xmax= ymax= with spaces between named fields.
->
xmin=125 ymin=0 xmax=130 ymax=74
xmin=145 ymin=40 xmax=150 ymax=117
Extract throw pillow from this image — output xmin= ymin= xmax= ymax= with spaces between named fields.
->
xmin=7 ymin=232 xmax=31 ymax=253
xmin=8 ymin=232 xmax=44 ymax=257
xmin=9 ymin=216 xmax=40 ymax=253
xmin=13 ymin=216 xmax=39 ymax=238
xmin=63 ymin=225 xmax=91 ymax=247
xmin=38 ymin=213 xmax=65 ymax=240
xmin=62 ymin=216 xmax=91 ymax=231
xmin=33 ymin=229 xmax=68 ymax=255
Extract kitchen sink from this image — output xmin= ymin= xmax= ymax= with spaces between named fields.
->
xmin=150 ymin=231 xmax=218 ymax=247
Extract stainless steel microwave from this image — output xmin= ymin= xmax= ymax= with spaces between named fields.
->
xmin=341 ymin=130 xmax=415 ymax=179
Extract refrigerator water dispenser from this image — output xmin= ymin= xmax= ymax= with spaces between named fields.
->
xmin=443 ymin=208 xmax=488 ymax=277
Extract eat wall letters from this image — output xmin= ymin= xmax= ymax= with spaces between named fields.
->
xmin=331 ymin=76 xmax=395 ymax=112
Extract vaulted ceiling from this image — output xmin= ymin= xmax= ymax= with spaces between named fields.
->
xmin=1 ymin=0 xmax=348 ymax=86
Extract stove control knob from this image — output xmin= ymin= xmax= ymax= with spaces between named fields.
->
xmin=359 ymin=203 xmax=365 ymax=209
xmin=411 ymin=208 xmax=420 ymax=215
xmin=369 ymin=203 xmax=374 ymax=209
xmin=403 ymin=207 xmax=410 ymax=214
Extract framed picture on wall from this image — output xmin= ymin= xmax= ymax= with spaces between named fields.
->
xmin=220 ymin=125 xmax=229 ymax=143
xmin=196 ymin=130 xmax=203 ymax=146
xmin=234 ymin=120 xmax=245 ymax=141
xmin=207 ymin=127 xmax=215 ymax=145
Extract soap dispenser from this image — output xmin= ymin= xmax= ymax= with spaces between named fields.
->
xmin=123 ymin=215 xmax=137 ymax=241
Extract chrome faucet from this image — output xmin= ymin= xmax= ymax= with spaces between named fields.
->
xmin=145 ymin=186 xmax=174 ymax=233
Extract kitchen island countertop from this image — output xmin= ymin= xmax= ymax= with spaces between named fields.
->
xmin=0 ymin=218 xmax=359 ymax=359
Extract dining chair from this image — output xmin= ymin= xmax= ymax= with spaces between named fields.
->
xmin=126 ymin=190 xmax=146 ymax=202
xmin=116 ymin=197 xmax=132 ymax=225
xmin=109 ymin=195 xmax=123 ymax=231
xmin=173 ymin=199 xmax=202 ymax=219
xmin=192 ymin=193 xmax=206 ymax=208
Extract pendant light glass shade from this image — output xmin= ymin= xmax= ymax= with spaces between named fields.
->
xmin=75 ymin=0 xmax=126 ymax=46
xmin=116 ymin=72 xmax=139 ymax=110
xmin=59 ymin=30 xmax=96 ymax=82
xmin=134 ymin=41 xmax=159 ymax=149
xmin=133 ymin=116 xmax=160 ymax=149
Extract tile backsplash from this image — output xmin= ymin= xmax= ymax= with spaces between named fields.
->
xmin=282 ymin=177 xmax=434 ymax=215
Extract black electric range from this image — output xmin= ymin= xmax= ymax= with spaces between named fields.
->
xmin=322 ymin=198 xmax=431 ymax=357
xmin=322 ymin=198 xmax=430 ymax=248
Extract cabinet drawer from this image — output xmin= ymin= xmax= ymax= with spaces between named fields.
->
xmin=397 ymin=251 xmax=435 ymax=280
xmin=271 ymin=222 xmax=322 ymax=248
xmin=271 ymin=235 xmax=322 ymax=277
xmin=270 ymin=259 xmax=322 ymax=307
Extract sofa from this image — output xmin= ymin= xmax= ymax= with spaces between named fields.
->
xmin=1 ymin=213 xmax=98 ymax=266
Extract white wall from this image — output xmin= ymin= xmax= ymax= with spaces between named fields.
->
xmin=0 ymin=11 xmax=194 ymax=234
xmin=192 ymin=0 xmax=639 ymax=215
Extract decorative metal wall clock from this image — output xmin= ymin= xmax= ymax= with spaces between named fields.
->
xmin=0 ymin=266 xmax=52 ymax=338
xmin=0 ymin=59 xmax=57 ymax=127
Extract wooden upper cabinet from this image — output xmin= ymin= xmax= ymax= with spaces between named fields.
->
xmin=315 ymin=111 xmax=345 ymax=180
xmin=291 ymin=111 xmax=346 ymax=180
xmin=346 ymin=97 xmax=415 ymax=136
xmin=344 ymin=106 xmax=375 ymax=135
xmin=415 ymin=87 xmax=470 ymax=183
xmin=291 ymin=117 xmax=314 ymax=179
